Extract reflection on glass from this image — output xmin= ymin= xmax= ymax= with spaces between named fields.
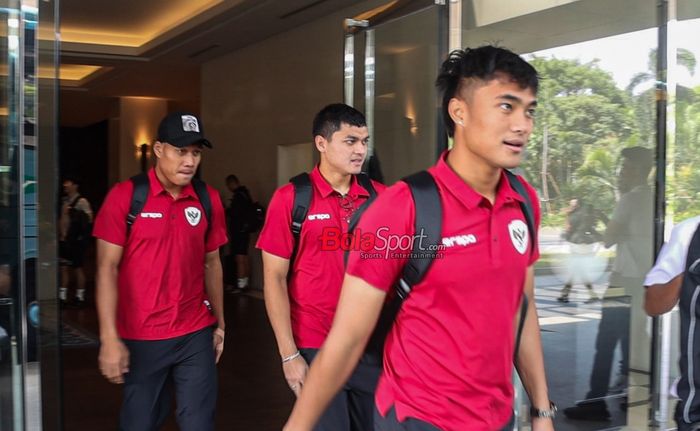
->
xmin=520 ymin=33 xmax=657 ymax=430
xmin=461 ymin=0 xmax=658 ymax=428
xmin=1 ymin=2 xmax=25 ymax=430
xmin=369 ymin=6 xmax=440 ymax=183
xmin=658 ymin=2 xmax=700 ymax=428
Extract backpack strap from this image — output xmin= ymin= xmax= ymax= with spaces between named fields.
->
xmin=347 ymin=174 xmax=378 ymax=238
xmin=127 ymin=174 xmax=212 ymax=238
xmin=505 ymin=170 xmax=535 ymax=254
xmin=504 ymin=170 xmax=536 ymax=360
xmin=355 ymin=173 xmax=377 ymax=200
xmin=397 ymin=171 xmax=442 ymax=299
xmin=68 ymin=194 xmax=82 ymax=209
xmin=127 ymin=173 xmax=150 ymax=236
xmin=290 ymin=173 xmax=312 ymax=238
xmin=191 ymin=178 xmax=212 ymax=237
xmin=290 ymin=173 xmax=313 ymax=263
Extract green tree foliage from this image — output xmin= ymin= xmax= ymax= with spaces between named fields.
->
xmin=625 ymin=48 xmax=700 ymax=221
xmin=522 ymin=57 xmax=634 ymax=225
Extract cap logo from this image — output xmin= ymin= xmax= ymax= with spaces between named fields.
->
xmin=181 ymin=115 xmax=200 ymax=133
xmin=185 ymin=206 xmax=202 ymax=226
xmin=508 ymin=219 xmax=528 ymax=255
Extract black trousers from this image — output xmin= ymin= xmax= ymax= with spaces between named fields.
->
xmin=300 ymin=348 xmax=380 ymax=431
xmin=119 ymin=327 xmax=217 ymax=431
xmin=374 ymin=405 xmax=515 ymax=431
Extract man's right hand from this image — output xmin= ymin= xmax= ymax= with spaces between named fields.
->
xmin=283 ymin=354 xmax=309 ymax=397
xmin=98 ymin=338 xmax=130 ymax=384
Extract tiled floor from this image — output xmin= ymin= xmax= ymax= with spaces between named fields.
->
xmin=59 ymin=277 xmax=673 ymax=430
xmin=62 ymin=291 xmax=295 ymax=430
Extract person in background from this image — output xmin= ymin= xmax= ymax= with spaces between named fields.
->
xmin=58 ymin=176 xmax=93 ymax=307
xmin=644 ymin=214 xmax=700 ymax=431
xmin=225 ymin=174 xmax=254 ymax=291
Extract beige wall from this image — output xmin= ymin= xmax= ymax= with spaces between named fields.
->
xmin=199 ymin=0 xmax=383 ymax=202
xmin=114 ymin=97 xmax=168 ymax=182
xmin=199 ymin=0 xmax=383 ymax=289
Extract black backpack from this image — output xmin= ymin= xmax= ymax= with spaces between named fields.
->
xmin=369 ymin=171 xmax=535 ymax=364
xmin=66 ymin=195 xmax=91 ymax=243
xmin=289 ymin=172 xmax=377 ymax=259
xmin=289 ymin=170 xmax=535 ymax=365
xmin=126 ymin=173 xmax=212 ymax=237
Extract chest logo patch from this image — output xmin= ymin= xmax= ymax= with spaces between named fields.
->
xmin=508 ymin=219 xmax=528 ymax=255
xmin=185 ymin=207 xmax=202 ymax=226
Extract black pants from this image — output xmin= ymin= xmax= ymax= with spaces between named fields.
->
xmin=374 ymin=406 xmax=514 ymax=431
xmin=119 ymin=327 xmax=217 ymax=431
xmin=300 ymin=348 xmax=380 ymax=431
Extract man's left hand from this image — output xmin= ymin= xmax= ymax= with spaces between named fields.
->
xmin=213 ymin=327 xmax=225 ymax=363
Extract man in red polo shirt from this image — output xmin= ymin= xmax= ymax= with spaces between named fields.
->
xmin=284 ymin=46 xmax=554 ymax=431
xmin=258 ymin=103 xmax=385 ymax=430
xmin=93 ymin=112 xmax=227 ymax=431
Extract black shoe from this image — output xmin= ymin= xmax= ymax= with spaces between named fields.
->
xmin=557 ymin=295 xmax=569 ymax=303
xmin=563 ymin=401 xmax=611 ymax=421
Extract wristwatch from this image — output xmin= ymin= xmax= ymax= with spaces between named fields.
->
xmin=530 ymin=401 xmax=557 ymax=419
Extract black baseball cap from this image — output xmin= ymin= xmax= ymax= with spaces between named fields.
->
xmin=157 ymin=112 xmax=212 ymax=148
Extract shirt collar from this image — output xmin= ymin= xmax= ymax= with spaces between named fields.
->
xmin=147 ymin=168 xmax=196 ymax=199
xmin=431 ymin=150 xmax=525 ymax=209
xmin=309 ymin=165 xmax=369 ymax=199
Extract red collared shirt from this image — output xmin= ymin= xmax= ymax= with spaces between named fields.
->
xmin=346 ymin=151 xmax=541 ymax=431
xmin=256 ymin=166 xmax=386 ymax=349
xmin=93 ymin=168 xmax=228 ymax=340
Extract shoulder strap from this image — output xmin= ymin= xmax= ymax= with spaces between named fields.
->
xmin=504 ymin=170 xmax=535 ymax=254
xmin=128 ymin=175 xmax=212 ymax=238
xmin=504 ymin=170 xmax=536 ymax=360
xmin=69 ymin=195 xmax=82 ymax=209
xmin=397 ymin=171 xmax=442 ymax=299
xmin=355 ymin=173 xmax=377 ymax=200
xmin=290 ymin=173 xmax=312 ymax=238
xmin=290 ymin=173 xmax=313 ymax=263
xmin=127 ymin=173 xmax=150 ymax=236
xmin=191 ymin=178 xmax=212 ymax=226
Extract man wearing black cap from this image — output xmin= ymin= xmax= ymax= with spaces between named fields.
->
xmin=93 ymin=112 xmax=228 ymax=430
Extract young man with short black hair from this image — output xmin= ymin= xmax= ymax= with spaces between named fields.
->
xmin=93 ymin=112 xmax=227 ymax=431
xmin=284 ymin=46 xmax=554 ymax=431
xmin=258 ymin=103 xmax=385 ymax=431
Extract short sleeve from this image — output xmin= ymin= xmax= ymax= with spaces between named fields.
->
xmin=92 ymin=181 xmax=132 ymax=247
xmin=205 ymin=187 xmax=228 ymax=253
xmin=346 ymin=182 xmax=414 ymax=293
xmin=256 ymin=185 xmax=295 ymax=260
xmin=645 ymin=216 xmax=700 ymax=286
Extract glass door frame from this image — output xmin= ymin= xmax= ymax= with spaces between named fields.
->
xmin=343 ymin=0 xmax=680 ymax=429
xmin=343 ymin=0 xmax=450 ymax=164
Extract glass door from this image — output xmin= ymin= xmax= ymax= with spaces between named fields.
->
xmin=0 ymin=0 xmax=59 ymax=429
xmin=344 ymin=0 xmax=448 ymax=183
xmin=455 ymin=0 xmax=661 ymax=429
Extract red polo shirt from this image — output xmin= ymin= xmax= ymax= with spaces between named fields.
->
xmin=256 ymin=166 xmax=385 ymax=349
xmin=93 ymin=168 xmax=228 ymax=340
xmin=347 ymin=152 xmax=540 ymax=431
